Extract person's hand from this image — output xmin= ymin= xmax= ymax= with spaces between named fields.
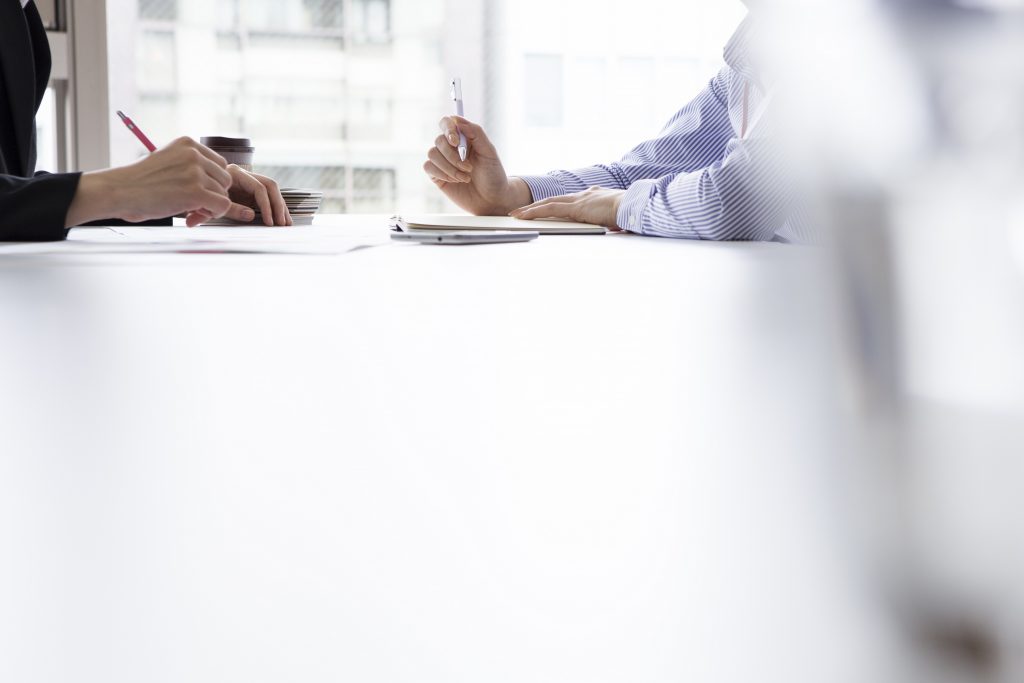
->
xmin=509 ymin=186 xmax=626 ymax=229
xmin=66 ymin=137 xmax=255 ymax=228
xmin=424 ymin=115 xmax=532 ymax=216
xmin=224 ymin=165 xmax=292 ymax=226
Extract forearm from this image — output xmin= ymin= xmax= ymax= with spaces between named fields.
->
xmin=618 ymin=138 xmax=792 ymax=241
xmin=518 ymin=166 xmax=625 ymax=204
xmin=520 ymin=71 xmax=736 ymax=209
xmin=64 ymin=169 xmax=127 ymax=228
xmin=504 ymin=177 xmax=534 ymax=213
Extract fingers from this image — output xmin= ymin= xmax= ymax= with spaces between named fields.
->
xmin=514 ymin=194 xmax=575 ymax=211
xmin=193 ymin=189 xmax=232 ymax=220
xmin=198 ymin=167 xmax=236 ymax=199
xmin=258 ymin=175 xmax=290 ymax=227
xmin=509 ymin=194 xmax=576 ymax=219
xmin=194 ymin=145 xmax=229 ymax=171
xmin=438 ymin=115 xmax=485 ymax=142
xmin=426 ymin=147 xmax=470 ymax=183
xmin=512 ymin=199 xmax=575 ymax=221
xmin=168 ymin=136 xmax=229 ymax=169
xmin=224 ymin=167 xmax=291 ymax=226
xmin=117 ymin=137 xmax=242 ymax=225
xmin=437 ymin=116 xmax=495 ymax=156
xmin=166 ymin=148 xmax=230 ymax=190
xmin=438 ymin=116 xmax=461 ymax=148
xmin=253 ymin=182 xmax=274 ymax=226
xmin=422 ymin=159 xmax=450 ymax=184
xmin=163 ymin=137 xmax=232 ymax=191
xmin=172 ymin=174 xmax=231 ymax=226
xmin=222 ymin=202 xmax=258 ymax=223
xmin=229 ymin=167 xmax=273 ymax=226
xmin=198 ymin=155 xmax=232 ymax=190
xmin=146 ymin=138 xmax=232 ymax=190
xmin=434 ymin=134 xmax=472 ymax=173
xmin=165 ymin=137 xmax=230 ymax=185
xmin=185 ymin=210 xmax=209 ymax=228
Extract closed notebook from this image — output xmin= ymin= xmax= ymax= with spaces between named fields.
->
xmin=392 ymin=214 xmax=607 ymax=235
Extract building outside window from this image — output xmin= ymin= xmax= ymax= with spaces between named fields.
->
xmin=41 ymin=1 xmax=745 ymax=214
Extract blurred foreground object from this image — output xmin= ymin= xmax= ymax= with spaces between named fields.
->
xmin=763 ymin=0 xmax=1024 ymax=680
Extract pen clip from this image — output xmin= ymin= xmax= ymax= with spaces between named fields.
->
xmin=450 ymin=77 xmax=462 ymax=102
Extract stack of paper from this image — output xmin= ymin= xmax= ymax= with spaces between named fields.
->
xmin=204 ymin=188 xmax=324 ymax=226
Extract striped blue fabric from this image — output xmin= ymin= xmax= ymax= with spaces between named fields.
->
xmin=520 ymin=16 xmax=808 ymax=243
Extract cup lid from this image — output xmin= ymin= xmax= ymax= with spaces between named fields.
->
xmin=201 ymin=136 xmax=253 ymax=149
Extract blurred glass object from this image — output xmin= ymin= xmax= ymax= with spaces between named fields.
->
xmin=763 ymin=1 xmax=1024 ymax=681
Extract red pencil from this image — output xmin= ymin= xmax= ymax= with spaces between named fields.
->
xmin=116 ymin=110 xmax=157 ymax=152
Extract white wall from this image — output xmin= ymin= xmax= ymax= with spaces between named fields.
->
xmin=492 ymin=0 xmax=747 ymax=175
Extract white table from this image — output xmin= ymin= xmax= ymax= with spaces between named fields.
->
xmin=0 ymin=216 xmax=892 ymax=682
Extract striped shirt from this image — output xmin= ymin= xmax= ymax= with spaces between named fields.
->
xmin=520 ymin=16 xmax=808 ymax=242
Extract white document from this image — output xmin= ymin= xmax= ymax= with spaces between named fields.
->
xmin=0 ymin=227 xmax=388 ymax=256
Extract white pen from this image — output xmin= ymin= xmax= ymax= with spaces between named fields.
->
xmin=450 ymin=77 xmax=468 ymax=161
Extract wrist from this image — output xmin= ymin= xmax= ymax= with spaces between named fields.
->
xmin=616 ymin=180 xmax=657 ymax=233
xmin=65 ymin=169 xmax=126 ymax=227
xmin=504 ymin=177 xmax=533 ymax=214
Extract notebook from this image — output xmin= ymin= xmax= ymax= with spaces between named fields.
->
xmin=391 ymin=214 xmax=607 ymax=235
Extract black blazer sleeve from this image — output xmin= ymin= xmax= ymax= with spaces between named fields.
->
xmin=0 ymin=171 xmax=80 ymax=242
xmin=0 ymin=1 xmax=78 ymax=242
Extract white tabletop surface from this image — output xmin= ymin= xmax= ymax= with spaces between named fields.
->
xmin=0 ymin=215 xmax=893 ymax=682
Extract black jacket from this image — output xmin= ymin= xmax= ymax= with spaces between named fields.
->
xmin=0 ymin=0 xmax=80 ymax=241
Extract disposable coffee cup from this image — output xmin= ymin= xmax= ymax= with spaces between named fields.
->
xmin=201 ymin=136 xmax=254 ymax=171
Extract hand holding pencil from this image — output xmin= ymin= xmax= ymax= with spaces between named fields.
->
xmin=66 ymin=135 xmax=247 ymax=227
xmin=80 ymin=111 xmax=290 ymax=227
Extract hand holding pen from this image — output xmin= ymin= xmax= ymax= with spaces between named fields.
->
xmin=424 ymin=78 xmax=533 ymax=216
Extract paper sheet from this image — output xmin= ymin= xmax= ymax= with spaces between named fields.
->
xmin=0 ymin=226 xmax=390 ymax=256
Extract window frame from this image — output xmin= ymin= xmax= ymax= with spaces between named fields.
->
xmin=44 ymin=0 xmax=112 ymax=172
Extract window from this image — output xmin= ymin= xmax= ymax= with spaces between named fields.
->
xmin=35 ymin=0 xmax=60 ymax=29
xmin=102 ymin=0 xmax=745 ymax=214
xmin=138 ymin=0 xmax=177 ymax=21
xmin=495 ymin=0 xmax=746 ymax=173
xmin=351 ymin=0 xmax=391 ymax=43
xmin=523 ymin=55 xmax=564 ymax=128
xmin=108 ymin=0 xmax=436 ymax=213
xmin=303 ymin=0 xmax=345 ymax=30
xmin=33 ymin=88 xmax=59 ymax=173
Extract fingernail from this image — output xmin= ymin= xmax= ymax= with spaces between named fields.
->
xmin=242 ymin=208 xmax=255 ymax=220
xmin=449 ymin=134 xmax=459 ymax=144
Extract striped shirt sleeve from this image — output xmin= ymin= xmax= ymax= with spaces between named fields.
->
xmin=520 ymin=68 xmax=792 ymax=241
xmin=520 ymin=69 xmax=735 ymax=202
xmin=617 ymin=125 xmax=793 ymax=241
